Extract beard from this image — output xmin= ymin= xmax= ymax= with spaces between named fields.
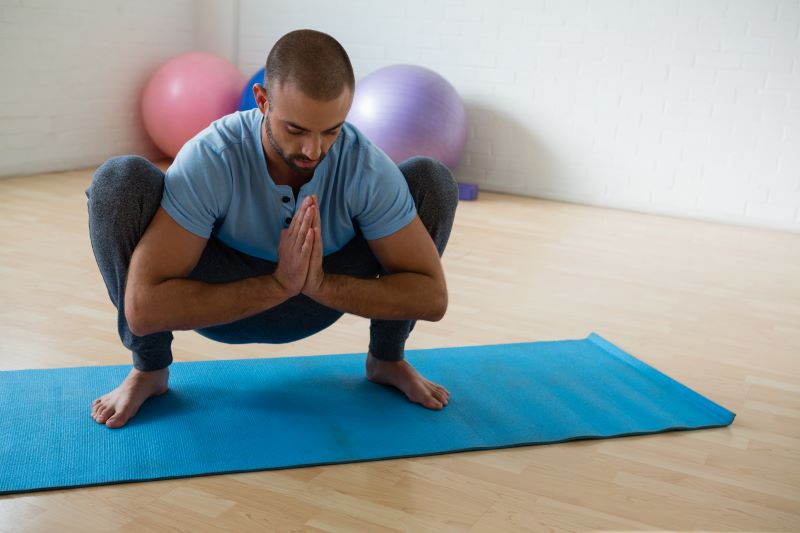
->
xmin=264 ymin=111 xmax=328 ymax=177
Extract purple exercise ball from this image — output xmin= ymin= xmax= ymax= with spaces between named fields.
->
xmin=347 ymin=65 xmax=468 ymax=169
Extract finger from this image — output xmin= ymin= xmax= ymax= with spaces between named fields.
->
xmin=289 ymin=202 xmax=311 ymax=248
xmin=287 ymin=196 xmax=310 ymax=236
xmin=296 ymin=204 xmax=314 ymax=248
xmin=300 ymin=227 xmax=314 ymax=257
xmin=312 ymin=197 xmax=321 ymax=230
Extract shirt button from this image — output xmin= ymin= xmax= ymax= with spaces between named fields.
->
xmin=285 ymin=217 xmax=292 ymax=225
xmin=281 ymin=196 xmax=290 ymax=203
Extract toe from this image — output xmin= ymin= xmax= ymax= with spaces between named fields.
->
xmin=96 ymin=406 xmax=113 ymax=423
xmin=421 ymin=388 xmax=444 ymax=409
xmin=434 ymin=389 xmax=449 ymax=406
xmin=106 ymin=413 xmax=127 ymax=428
xmin=430 ymin=383 xmax=449 ymax=402
xmin=427 ymin=381 xmax=449 ymax=398
xmin=426 ymin=397 xmax=444 ymax=410
xmin=107 ymin=402 xmax=136 ymax=428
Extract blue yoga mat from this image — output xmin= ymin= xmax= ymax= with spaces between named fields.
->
xmin=0 ymin=333 xmax=735 ymax=494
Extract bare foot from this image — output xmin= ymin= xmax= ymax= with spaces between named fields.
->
xmin=365 ymin=352 xmax=450 ymax=410
xmin=91 ymin=367 xmax=169 ymax=428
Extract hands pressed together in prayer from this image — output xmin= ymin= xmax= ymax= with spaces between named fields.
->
xmin=273 ymin=195 xmax=325 ymax=299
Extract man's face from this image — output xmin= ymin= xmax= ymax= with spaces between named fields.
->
xmin=257 ymin=81 xmax=352 ymax=179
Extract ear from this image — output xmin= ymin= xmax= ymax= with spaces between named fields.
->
xmin=253 ymin=83 xmax=269 ymax=114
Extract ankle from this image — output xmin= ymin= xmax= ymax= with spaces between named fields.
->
xmin=129 ymin=367 xmax=169 ymax=379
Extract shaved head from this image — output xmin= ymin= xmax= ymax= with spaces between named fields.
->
xmin=265 ymin=29 xmax=355 ymax=102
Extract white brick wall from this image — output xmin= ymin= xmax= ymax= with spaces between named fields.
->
xmin=0 ymin=0 xmax=197 ymax=176
xmin=2 ymin=0 xmax=798 ymax=232
xmin=238 ymin=0 xmax=800 ymax=232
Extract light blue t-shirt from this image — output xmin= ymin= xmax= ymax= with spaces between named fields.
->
xmin=161 ymin=108 xmax=416 ymax=262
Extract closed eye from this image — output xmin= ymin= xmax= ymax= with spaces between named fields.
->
xmin=285 ymin=126 xmax=341 ymax=136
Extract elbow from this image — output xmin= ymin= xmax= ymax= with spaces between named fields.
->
xmin=125 ymin=292 xmax=153 ymax=337
xmin=426 ymin=286 xmax=448 ymax=322
xmin=125 ymin=308 xmax=150 ymax=338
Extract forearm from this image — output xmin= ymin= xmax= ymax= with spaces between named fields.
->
xmin=308 ymin=272 xmax=447 ymax=322
xmin=126 ymin=274 xmax=290 ymax=336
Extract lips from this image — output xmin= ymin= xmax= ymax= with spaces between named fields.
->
xmin=294 ymin=158 xmax=318 ymax=169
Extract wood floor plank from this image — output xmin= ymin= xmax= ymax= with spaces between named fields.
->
xmin=1 ymin=166 xmax=799 ymax=531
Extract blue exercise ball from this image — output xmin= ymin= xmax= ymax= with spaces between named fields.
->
xmin=238 ymin=67 xmax=266 ymax=111
xmin=347 ymin=64 xmax=468 ymax=169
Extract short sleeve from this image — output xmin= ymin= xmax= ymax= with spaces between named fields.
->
xmin=350 ymin=146 xmax=417 ymax=240
xmin=161 ymin=140 xmax=232 ymax=239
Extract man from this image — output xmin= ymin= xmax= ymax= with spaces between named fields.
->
xmin=87 ymin=29 xmax=458 ymax=429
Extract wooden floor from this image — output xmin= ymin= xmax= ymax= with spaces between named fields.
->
xmin=1 ymin=165 xmax=799 ymax=532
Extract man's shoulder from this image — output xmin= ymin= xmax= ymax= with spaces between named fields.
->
xmin=195 ymin=108 xmax=261 ymax=155
xmin=337 ymin=122 xmax=398 ymax=175
xmin=338 ymin=121 xmax=366 ymax=153
xmin=169 ymin=109 xmax=261 ymax=174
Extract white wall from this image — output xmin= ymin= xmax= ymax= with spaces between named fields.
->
xmin=0 ymin=0 xmax=197 ymax=176
xmin=239 ymin=0 xmax=800 ymax=232
xmin=194 ymin=0 xmax=239 ymax=65
xmin=2 ymin=0 xmax=798 ymax=232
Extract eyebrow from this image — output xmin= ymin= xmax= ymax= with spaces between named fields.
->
xmin=284 ymin=120 xmax=345 ymax=133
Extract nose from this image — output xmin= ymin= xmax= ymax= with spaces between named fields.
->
xmin=301 ymin=136 xmax=322 ymax=160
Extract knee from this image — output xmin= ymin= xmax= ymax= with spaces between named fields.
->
xmin=92 ymin=155 xmax=153 ymax=187
xmin=399 ymin=156 xmax=459 ymax=211
xmin=87 ymin=155 xmax=163 ymax=212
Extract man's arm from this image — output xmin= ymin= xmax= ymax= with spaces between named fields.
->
xmin=125 ymin=199 xmax=316 ymax=337
xmin=303 ymin=204 xmax=447 ymax=322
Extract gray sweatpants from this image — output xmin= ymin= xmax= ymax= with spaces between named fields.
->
xmin=86 ymin=155 xmax=458 ymax=371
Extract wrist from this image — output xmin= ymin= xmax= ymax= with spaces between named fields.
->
xmin=304 ymin=271 xmax=328 ymax=301
xmin=268 ymin=272 xmax=297 ymax=300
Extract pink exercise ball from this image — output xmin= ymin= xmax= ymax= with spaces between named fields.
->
xmin=141 ymin=52 xmax=245 ymax=158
